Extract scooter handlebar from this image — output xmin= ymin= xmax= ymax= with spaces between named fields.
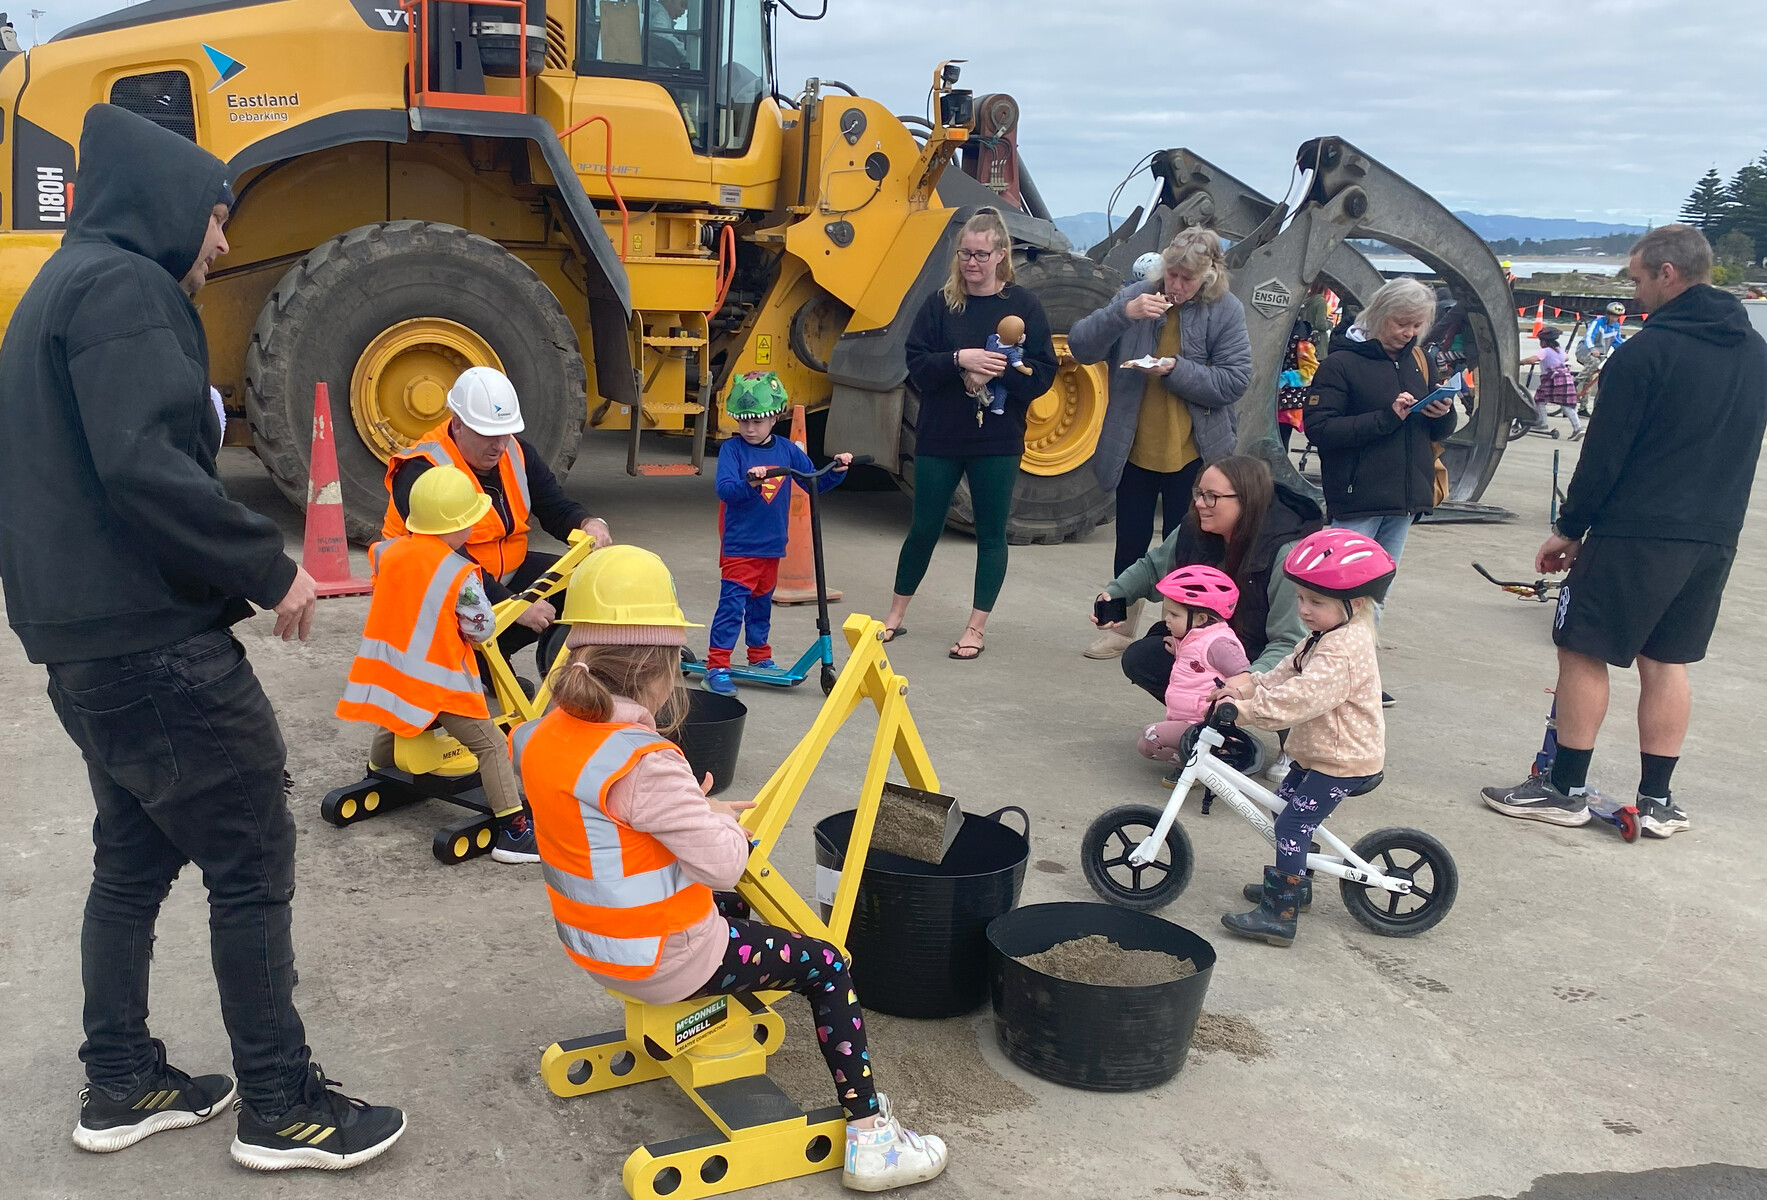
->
xmin=755 ymin=454 xmax=874 ymax=481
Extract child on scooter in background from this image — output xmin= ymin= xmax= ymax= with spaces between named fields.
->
xmin=1210 ymin=529 xmax=1394 ymax=947
xmin=335 ymin=466 xmax=535 ymax=863
xmin=1137 ymin=566 xmax=1249 ymax=784
xmin=704 ymin=371 xmax=852 ymax=697
xmin=512 ymin=546 xmax=948 ymax=1192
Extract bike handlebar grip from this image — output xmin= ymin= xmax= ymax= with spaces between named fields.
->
xmin=1213 ymin=701 xmax=1239 ymax=727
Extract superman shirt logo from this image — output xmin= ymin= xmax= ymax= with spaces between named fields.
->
xmin=757 ymin=477 xmax=784 ymax=504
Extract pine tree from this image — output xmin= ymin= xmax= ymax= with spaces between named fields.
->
xmin=1722 ymin=157 xmax=1767 ymax=259
xmin=1680 ymin=167 xmax=1729 ymax=230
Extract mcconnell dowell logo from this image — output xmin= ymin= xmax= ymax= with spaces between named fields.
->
xmin=202 ymin=44 xmax=247 ymax=92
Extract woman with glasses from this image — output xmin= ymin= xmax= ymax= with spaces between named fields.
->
xmin=1092 ymin=455 xmax=1323 ymax=776
xmin=1068 ymin=227 xmax=1252 ymax=659
xmin=881 ymin=209 xmax=1057 ymax=661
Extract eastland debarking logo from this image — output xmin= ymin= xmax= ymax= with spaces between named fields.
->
xmin=204 ymin=44 xmax=301 ymax=123
xmin=201 ymin=44 xmax=246 ymax=92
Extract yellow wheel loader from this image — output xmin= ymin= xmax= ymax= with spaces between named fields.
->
xmin=0 ymin=2 xmax=1116 ymax=545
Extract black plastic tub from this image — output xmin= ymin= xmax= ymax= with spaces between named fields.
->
xmin=814 ymin=805 xmax=1029 ymax=1018
xmin=987 ymin=902 xmax=1216 ymax=1091
xmin=665 ymin=690 xmax=746 ymax=796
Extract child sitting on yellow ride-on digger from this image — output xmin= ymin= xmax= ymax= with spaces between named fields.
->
xmin=335 ymin=465 xmax=535 ymax=864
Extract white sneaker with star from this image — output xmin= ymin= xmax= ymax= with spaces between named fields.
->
xmin=842 ymin=1093 xmax=948 ymax=1191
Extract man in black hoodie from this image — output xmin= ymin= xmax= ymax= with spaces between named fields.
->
xmin=0 ymin=105 xmax=403 ymax=1168
xmin=1482 ymin=225 xmax=1767 ymax=838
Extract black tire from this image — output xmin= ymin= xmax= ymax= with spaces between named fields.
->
xmin=900 ymin=252 xmax=1119 ymax=545
xmin=1339 ymin=827 xmax=1459 ymax=937
xmin=244 ymin=221 xmax=587 ymax=544
xmin=1080 ymin=803 xmax=1194 ymax=911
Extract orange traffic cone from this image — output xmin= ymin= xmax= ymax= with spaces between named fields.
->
xmin=772 ymin=404 xmax=841 ymax=606
xmin=1531 ymin=300 xmax=1545 ymax=339
xmin=303 ymin=382 xmax=373 ymax=598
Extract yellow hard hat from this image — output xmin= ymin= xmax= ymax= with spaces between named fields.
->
xmin=560 ymin=545 xmax=702 ymax=628
xmin=406 ymin=465 xmax=491 ymax=536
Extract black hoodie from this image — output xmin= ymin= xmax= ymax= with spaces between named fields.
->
xmin=1305 ymin=330 xmax=1457 ymax=518
xmin=0 ymin=105 xmax=296 ymax=664
xmin=1556 ymin=284 xmax=1767 ymax=547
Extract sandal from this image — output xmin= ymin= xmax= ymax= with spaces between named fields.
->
xmin=948 ymin=628 xmax=986 ymax=661
xmin=881 ymin=626 xmax=907 ymax=643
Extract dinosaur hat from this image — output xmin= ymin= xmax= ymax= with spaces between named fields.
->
xmin=725 ymin=370 xmax=789 ymax=420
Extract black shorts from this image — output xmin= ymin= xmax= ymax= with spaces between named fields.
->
xmin=1552 ymin=536 xmax=1735 ymax=666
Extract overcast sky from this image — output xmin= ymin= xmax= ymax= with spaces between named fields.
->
xmin=26 ymin=0 xmax=1767 ymax=224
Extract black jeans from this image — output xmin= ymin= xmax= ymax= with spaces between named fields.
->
xmin=1121 ymin=621 xmax=1174 ymax=701
xmin=46 ymin=629 xmax=310 ymax=1116
xmin=498 ymin=550 xmax=565 ymax=659
xmin=1114 ymin=459 xmax=1204 ymax=577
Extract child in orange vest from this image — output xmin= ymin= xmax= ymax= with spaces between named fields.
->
xmin=512 ymin=546 xmax=949 ymax=1192
xmin=335 ymin=466 xmax=534 ymax=863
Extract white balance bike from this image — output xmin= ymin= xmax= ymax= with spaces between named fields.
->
xmin=1082 ymin=702 xmax=1459 ymax=936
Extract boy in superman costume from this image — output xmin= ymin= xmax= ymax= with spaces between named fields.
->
xmin=703 ymin=372 xmax=852 ymax=695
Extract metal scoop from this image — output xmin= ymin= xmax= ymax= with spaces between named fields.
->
xmin=869 ymin=782 xmax=963 ymax=865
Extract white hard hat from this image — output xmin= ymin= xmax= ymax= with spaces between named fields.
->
xmin=1132 ymin=252 xmax=1164 ymax=282
xmin=446 ymin=366 xmax=524 ymax=436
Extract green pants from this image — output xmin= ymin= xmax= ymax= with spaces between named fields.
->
xmin=892 ymin=453 xmax=1019 ymax=612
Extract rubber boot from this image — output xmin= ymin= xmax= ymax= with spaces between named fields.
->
xmin=1221 ymin=867 xmax=1302 ymax=947
xmin=1242 ymin=875 xmax=1311 ymax=910
xmin=1084 ymin=599 xmax=1143 ymax=660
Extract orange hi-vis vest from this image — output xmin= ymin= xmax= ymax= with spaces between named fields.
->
xmin=511 ymin=711 xmax=715 ymax=980
xmin=335 ymin=535 xmax=489 ymax=737
xmin=381 ymin=422 xmax=531 ymax=579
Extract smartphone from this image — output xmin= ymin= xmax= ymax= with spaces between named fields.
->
xmin=1094 ymin=595 xmax=1128 ymax=625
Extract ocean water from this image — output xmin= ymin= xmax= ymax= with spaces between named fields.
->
xmin=1366 ymin=255 xmax=1623 ymax=278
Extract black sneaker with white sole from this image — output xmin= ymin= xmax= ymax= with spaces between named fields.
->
xmin=73 ymin=1038 xmax=236 ymax=1153
xmin=1381 ymin=691 xmax=1396 ymax=708
xmin=1480 ymin=775 xmax=1592 ymax=826
xmin=491 ymin=810 xmax=540 ymax=864
xmin=1637 ymin=794 xmax=1690 ymax=838
xmin=231 ymin=1063 xmax=405 ymax=1171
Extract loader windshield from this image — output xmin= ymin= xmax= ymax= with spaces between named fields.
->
xmin=577 ymin=0 xmax=768 ymax=155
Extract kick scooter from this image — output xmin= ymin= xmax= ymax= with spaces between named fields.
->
xmin=1082 ymin=702 xmax=1460 ymax=936
xmin=680 ymin=455 xmax=872 ymax=697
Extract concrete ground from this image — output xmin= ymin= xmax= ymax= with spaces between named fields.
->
xmin=3 ymin=425 xmax=1763 ymax=1200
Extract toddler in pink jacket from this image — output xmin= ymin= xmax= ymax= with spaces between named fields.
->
xmin=1138 ymin=565 xmax=1248 ymax=774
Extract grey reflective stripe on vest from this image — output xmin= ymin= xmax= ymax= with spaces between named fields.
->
xmin=543 ymin=859 xmax=693 ymax=909
xmin=406 ymin=440 xmax=452 ymax=469
xmin=509 ymin=718 xmax=540 ymax=777
xmin=356 ymin=549 xmax=484 ymax=694
xmin=506 ymin=438 xmax=532 ymax=513
xmin=554 ymin=921 xmax=662 ymax=968
xmin=572 ymin=728 xmax=668 ymax=878
xmin=339 ymin=680 xmax=433 ymax=730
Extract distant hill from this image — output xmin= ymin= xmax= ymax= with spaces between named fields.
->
xmin=1052 ymin=209 xmax=1646 ymax=254
xmin=1451 ymin=212 xmax=1646 ymax=241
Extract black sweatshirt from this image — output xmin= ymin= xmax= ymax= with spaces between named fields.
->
xmin=904 ymin=286 xmax=1058 ymax=458
xmin=1305 ymin=331 xmax=1456 ymax=519
xmin=0 ymin=105 xmax=297 ymax=664
xmin=1557 ymin=285 xmax=1767 ymax=547
xmin=391 ymin=443 xmax=589 ymax=599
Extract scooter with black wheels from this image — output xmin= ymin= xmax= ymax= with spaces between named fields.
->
xmin=680 ymin=455 xmax=872 ymax=697
xmin=1082 ymin=701 xmax=1460 ymax=937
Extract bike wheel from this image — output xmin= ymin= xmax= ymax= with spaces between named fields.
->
xmin=1339 ymin=827 xmax=1459 ymax=937
xmin=1081 ymin=804 xmax=1194 ymax=910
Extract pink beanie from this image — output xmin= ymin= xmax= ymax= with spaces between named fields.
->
xmin=565 ymin=623 xmax=687 ymax=649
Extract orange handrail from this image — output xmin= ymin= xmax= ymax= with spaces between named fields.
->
xmin=558 ymin=115 xmax=628 ymax=261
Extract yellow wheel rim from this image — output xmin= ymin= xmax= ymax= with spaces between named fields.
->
xmin=350 ymin=318 xmax=503 ymax=461
xmin=1021 ymin=335 xmax=1109 ymax=476
xmin=340 ymin=798 xmax=358 ymax=820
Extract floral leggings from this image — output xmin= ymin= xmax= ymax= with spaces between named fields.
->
xmin=691 ymin=895 xmax=877 ymax=1121
xmin=1272 ymin=763 xmax=1377 ymax=876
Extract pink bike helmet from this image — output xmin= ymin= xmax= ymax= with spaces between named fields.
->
xmin=1283 ymin=529 xmax=1396 ymax=602
xmin=1155 ymin=564 xmax=1239 ymax=620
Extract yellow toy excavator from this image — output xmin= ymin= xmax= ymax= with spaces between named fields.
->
xmin=539 ymin=612 xmax=939 ymax=1199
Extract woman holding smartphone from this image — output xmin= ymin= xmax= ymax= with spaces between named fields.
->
xmin=1304 ymin=277 xmax=1456 ymax=642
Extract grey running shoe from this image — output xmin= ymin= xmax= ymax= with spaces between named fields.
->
xmin=1481 ymin=775 xmax=1592 ymax=826
xmin=1637 ymin=794 xmax=1689 ymax=839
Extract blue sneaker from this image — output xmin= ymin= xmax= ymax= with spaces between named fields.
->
xmin=702 ymin=668 xmax=738 ymax=696
xmin=748 ymin=659 xmax=777 ymax=671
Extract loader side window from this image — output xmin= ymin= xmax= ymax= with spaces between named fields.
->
xmin=579 ymin=0 xmax=710 ymax=150
xmin=109 ymin=71 xmax=196 ymax=142
xmin=713 ymin=0 xmax=765 ymax=153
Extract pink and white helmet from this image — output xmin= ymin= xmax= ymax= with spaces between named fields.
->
xmin=1155 ymin=564 xmax=1239 ymax=620
xmin=1283 ymin=529 xmax=1396 ymax=602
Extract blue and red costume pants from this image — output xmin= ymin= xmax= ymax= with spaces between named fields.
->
xmin=707 ymin=555 xmax=780 ymax=669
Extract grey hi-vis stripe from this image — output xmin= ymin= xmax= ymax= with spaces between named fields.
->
xmin=407 ymin=437 xmax=530 ymax=527
xmin=547 ymin=727 xmax=686 ymax=968
xmin=341 ymin=546 xmax=484 ymax=721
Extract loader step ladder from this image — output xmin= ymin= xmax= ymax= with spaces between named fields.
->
xmin=629 ymin=321 xmax=710 ymax=478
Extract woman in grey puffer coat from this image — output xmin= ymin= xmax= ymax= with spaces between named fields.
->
xmin=1067 ymin=228 xmax=1252 ymax=657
